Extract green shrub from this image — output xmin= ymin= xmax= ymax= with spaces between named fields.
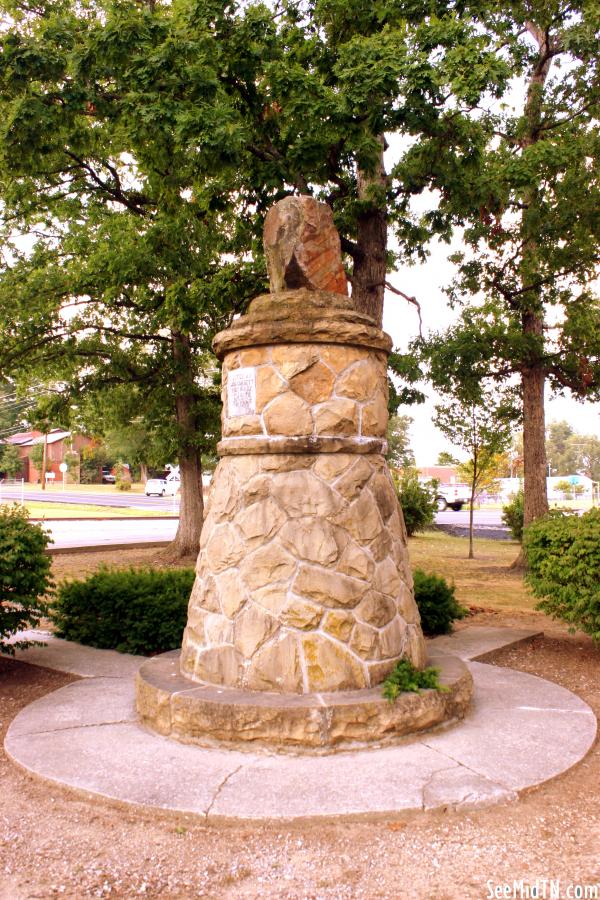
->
xmin=0 ymin=505 xmax=52 ymax=655
xmin=382 ymin=658 xmax=448 ymax=701
xmin=501 ymin=489 xmax=524 ymax=541
xmin=394 ymin=470 xmax=438 ymax=536
xmin=523 ymin=509 xmax=600 ymax=640
xmin=413 ymin=568 xmax=467 ymax=636
xmin=0 ymin=443 xmax=24 ymax=478
xmin=51 ymin=566 xmax=195 ymax=654
xmin=115 ymin=461 xmax=132 ymax=490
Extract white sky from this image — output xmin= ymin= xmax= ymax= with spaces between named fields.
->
xmin=381 ymin=247 xmax=600 ymax=465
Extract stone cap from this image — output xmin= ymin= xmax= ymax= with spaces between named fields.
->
xmin=248 ymin=290 xmax=357 ymax=318
xmin=213 ymin=290 xmax=392 ymax=360
xmin=263 ymin=196 xmax=349 ymax=296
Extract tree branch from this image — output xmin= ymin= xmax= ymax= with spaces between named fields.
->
xmin=385 ymin=280 xmax=423 ymax=337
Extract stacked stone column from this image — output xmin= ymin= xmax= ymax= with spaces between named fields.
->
xmin=179 ymin=289 xmax=427 ymax=694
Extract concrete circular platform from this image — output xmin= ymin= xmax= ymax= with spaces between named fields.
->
xmin=136 ymin=649 xmax=473 ymax=753
xmin=5 ymin=658 xmax=596 ymax=822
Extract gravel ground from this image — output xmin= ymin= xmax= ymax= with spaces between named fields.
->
xmin=1 ymin=613 xmax=599 ymax=900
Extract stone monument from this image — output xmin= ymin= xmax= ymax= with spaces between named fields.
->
xmin=136 ymin=196 xmax=472 ymax=751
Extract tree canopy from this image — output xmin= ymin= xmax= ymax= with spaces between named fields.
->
xmin=1 ymin=0 xmax=598 ymax=558
xmin=0 ymin=0 xmax=516 ymax=554
xmin=419 ymin=0 xmax=600 ymax=531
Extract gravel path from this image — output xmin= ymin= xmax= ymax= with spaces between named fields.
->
xmin=1 ymin=616 xmax=599 ymax=899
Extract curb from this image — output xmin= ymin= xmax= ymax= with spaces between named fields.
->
xmin=48 ymin=541 xmax=171 ymax=555
xmin=31 ymin=516 xmax=179 ymax=522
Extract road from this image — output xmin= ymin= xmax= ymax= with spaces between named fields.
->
xmin=436 ymin=509 xmax=503 ymax=527
xmin=44 ymin=518 xmax=179 ymax=550
xmin=435 ymin=508 xmax=509 ymax=539
xmin=3 ymin=486 xmax=504 ymax=524
xmin=41 ymin=507 xmax=506 ymax=551
xmin=0 ymin=485 xmax=179 ymax=511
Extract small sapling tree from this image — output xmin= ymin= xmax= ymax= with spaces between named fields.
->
xmin=435 ymin=390 xmax=517 ymax=558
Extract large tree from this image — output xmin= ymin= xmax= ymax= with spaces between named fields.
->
xmin=0 ymin=0 xmax=513 ymax=554
xmin=0 ymin=0 xmax=262 ymax=555
xmin=420 ymin=1 xmax=600 ymax=537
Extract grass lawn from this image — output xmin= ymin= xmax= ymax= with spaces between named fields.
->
xmin=407 ymin=528 xmax=536 ymax=613
xmin=23 ymin=501 xmax=175 ymax=519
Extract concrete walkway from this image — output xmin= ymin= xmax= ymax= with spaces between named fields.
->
xmin=5 ymin=627 xmax=597 ymax=822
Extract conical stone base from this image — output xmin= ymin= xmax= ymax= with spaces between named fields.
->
xmin=179 ymin=290 xmax=427 ymax=694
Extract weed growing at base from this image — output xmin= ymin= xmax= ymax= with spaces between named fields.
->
xmin=382 ymin=658 xmax=449 ymax=702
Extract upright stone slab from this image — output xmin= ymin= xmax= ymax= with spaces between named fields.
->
xmin=179 ymin=283 xmax=427 ymax=693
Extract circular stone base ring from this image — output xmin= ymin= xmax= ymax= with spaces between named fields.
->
xmin=136 ymin=650 xmax=473 ymax=755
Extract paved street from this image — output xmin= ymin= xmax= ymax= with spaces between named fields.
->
xmin=435 ymin=507 xmax=510 ymax=539
xmin=44 ymin=518 xmax=179 ymax=550
xmin=436 ymin=508 xmax=504 ymax=527
xmin=0 ymin=484 xmax=511 ymax=547
xmin=0 ymin=485 xmax=180 ymax=511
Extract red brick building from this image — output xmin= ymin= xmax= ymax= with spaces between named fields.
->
xmin=3 ymin=430 xmax=92 ymax=483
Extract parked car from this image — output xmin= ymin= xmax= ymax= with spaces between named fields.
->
xmin=101 ymin=466 xmax=116 ymax=484
xmin=144 ymin=477 xmax=179 ymax=497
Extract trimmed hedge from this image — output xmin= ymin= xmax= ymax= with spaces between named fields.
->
xmin=524 ymin=509 xmax=600 ymax=640
xmin=413 ymin=568 xmax=467 ymax=636
xmin=50 ymin=563 xmax=466 ymax=655
xmin=51 ymin=566 xmax=195 ymax=655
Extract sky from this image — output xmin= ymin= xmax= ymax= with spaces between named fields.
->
xmin=381 ymin=241 xmax=600 ymax=466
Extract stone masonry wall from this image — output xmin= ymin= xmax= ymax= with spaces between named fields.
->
xmin=220 ymin=343 xmax=389 ymax=441
xmin=180 ymin=451 xmax=426 ymax=693
xmin=178 ymin=303 xmax=428 ymax=694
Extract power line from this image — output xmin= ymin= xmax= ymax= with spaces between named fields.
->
xmin=0 ymin=398 xmax=35 ymax=413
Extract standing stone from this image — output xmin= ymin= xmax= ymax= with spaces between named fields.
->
xmin=264 ymin=196 xmax=348 ymax=296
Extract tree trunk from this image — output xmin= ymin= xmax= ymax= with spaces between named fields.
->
xmin=351 ymin=136 xmax=388 ymax=328
xmin=510 ymin=24 xmax=554 ymax=569
xmin=522 ymin=358 xmax=549 ymax=527
xmin=164 ymin=332 xmax=204 ymax=560
xmin=468 ymin=460 xmax=477 ymax=560
xmin=139 ymin=462 xmax=149 ymax=484
xmin=511 ymin=358 xmax=548 ymax=571
xmin=172 ymin=441 xmax=204 ymax=558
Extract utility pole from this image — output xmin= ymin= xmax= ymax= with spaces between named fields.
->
xmin=40 ymin=431 xmax=48 ymax=490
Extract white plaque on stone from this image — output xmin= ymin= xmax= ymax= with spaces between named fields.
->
xmin=228 ymin=367 xmax=257 ymax=417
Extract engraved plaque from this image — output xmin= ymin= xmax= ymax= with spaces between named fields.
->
xmin=228 ymin=367 xmax=257 ymax=417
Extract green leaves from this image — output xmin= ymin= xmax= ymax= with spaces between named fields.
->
xmin=412 ymin=568 xmax=467 ymax=636
xmin=51 ymin=566 xmax=195 ymax=654
xmin=524 ymin=509 xmax=600 ymax=641
xmin=0 ymin=504 xmax=53 ymax=655
xmin=382 ymin=657 xmax=448 ymax=701
xmin=393 ymin=469 xmax=438 ymax=536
